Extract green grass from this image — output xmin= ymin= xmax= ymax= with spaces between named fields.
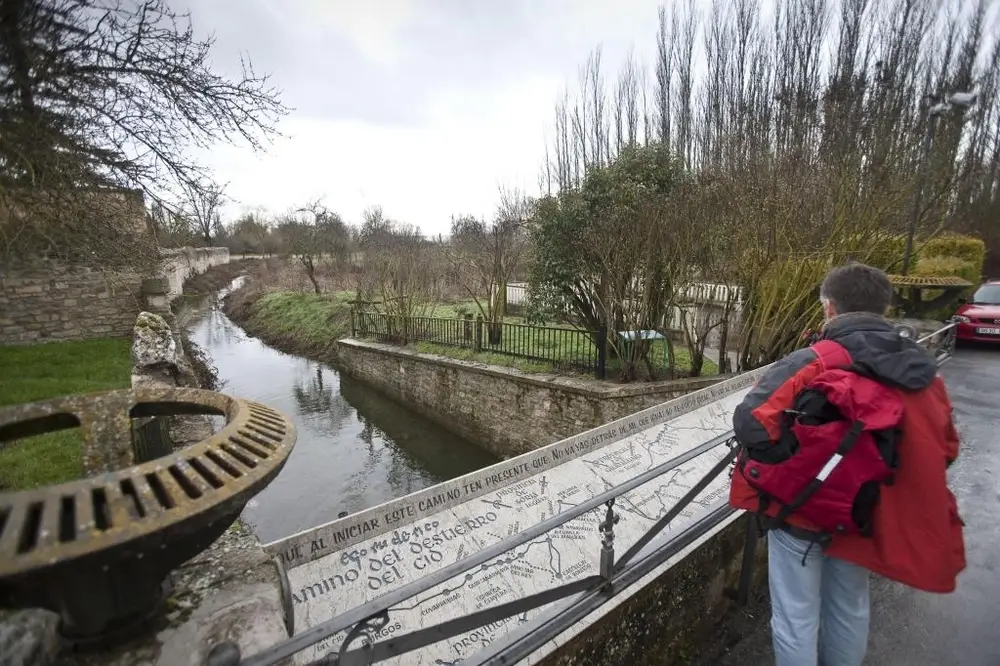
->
xmin=358 ymin=301 xmax=721 ymax=380
xmin=608 ymin=342 xmax=719 ymax=377
xmin=247 ymin=291 xmax=354 ymax=348
xmin=248 ymin=290 xmax=719 ymax=380
xmin=0 ymin=338 xmax=132 ymax=490
xmin=425 ymin=300 xmax=562 ymax=327
xmin=424 ymin=300 xmax=480 ymax=319
xmin=410 ymin=337 xmax=718 ymax=379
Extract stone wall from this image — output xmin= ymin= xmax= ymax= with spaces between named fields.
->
xmin=0 ymin=260 xmax=142 ymax=344
xmin=335 ymin=339 xmax=734 ymax=458
xmin=160 ymin=247 xmax=230 ymax=300
xmin=538 ymin=514 xmax=767 ymax=666
xmin=0 ymin=247 xmax=230 ymax=345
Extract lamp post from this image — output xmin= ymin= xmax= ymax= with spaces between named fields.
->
xmin=900 ymin=91 xmax=977 ymax=276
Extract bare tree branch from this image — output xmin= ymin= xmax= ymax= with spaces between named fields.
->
xmin=0 ymin=0 xmax=289 ymax=267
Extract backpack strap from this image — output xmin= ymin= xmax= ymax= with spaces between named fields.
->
xmin=810 ymin=339 xmax=852 ymax=370
xmin=771 ymin=419 xmax=866 ymax=528
xmin=761 ymin=339 xmax=857 ymax=552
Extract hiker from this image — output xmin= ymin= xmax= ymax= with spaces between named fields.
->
xmin=729 ymin=262 xmax=965 ymax=666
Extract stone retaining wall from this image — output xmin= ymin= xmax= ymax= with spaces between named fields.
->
xmin=335 ymin=338 xmax=734 ymax=458
xmin=0 ymin=247 xmax=230 ymax=345
xmin=160 ymin=247 xmax=230 ymax=300
xmin=0 ymin=261 xmax=142 ymax=344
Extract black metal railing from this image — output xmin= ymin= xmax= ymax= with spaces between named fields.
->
xmin=923 ymin=319 xmax=958 ymax=362
xmin=351 ymin=311 xmax=608 ymax=378
xmin=213 ymin=431 xmax=739 ymax=666
xmin=208 ymin=321 xmax=958 ymax=666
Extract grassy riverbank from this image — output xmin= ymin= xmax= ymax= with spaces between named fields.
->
xmin=225 ymin=285 xmax=717 ymax=378
xmin=0 ymin=338 xmax=132 ymax=490
xmin=224 ymin=287 xmax=353 ymax=361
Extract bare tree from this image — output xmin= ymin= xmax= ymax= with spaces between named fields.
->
xmin=655 ymin=6 xmax=673 ymax=149
xmin=355 ymin=208 xmax=440 ymax=328
xmin=447 ymin=189 xmax=533 ymax=342
xmin=535 ymin=0 xmax=1000 ymax=375
xmin=0 ymin=0 xmax=288 ymax=268
xmin=673 ymin=0 xmax=699 ymax=169
xmin=249 ymin=210 xmax=274 ymax=256
xmin=280 ymin=200 xmax=349 ymax=294
xmin=182 ymin=180 xmax=228 ymax=245
xmin=613 ymin=49 xmax=641 ymax=152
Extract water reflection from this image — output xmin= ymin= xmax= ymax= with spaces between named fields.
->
xmin=183 ymin=287 xmax=497 ymax=544
xmin=339 ymin=375 xmax=497 ymax=481
xmin=291 ymin=364 xmax=354 ymax=434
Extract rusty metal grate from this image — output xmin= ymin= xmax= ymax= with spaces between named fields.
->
xmin=0 ymin=387 xmax=297 ymax=646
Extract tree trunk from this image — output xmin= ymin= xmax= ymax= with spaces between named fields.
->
xmin=302 ymin=256 xmax=321 ymax=294
xmin=717 ymin=312 xmax=732 ymax=374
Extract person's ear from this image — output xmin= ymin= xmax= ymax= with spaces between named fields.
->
xmin=822 ymin=299 xmax=837 ymax=320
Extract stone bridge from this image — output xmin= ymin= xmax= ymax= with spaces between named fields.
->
xmin=236 ymin=324 xmax=994 ymax=666
xmin=227 ymin=322 xmax=1000 ymax=666
xmin=264 ymin=368 xmax=760 ymax=665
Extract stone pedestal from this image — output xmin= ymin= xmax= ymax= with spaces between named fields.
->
xmin=129 ymin=312 xmax=211 ymax=462
xmin=66 ymin=522 xmax=291 ymax=666
xmin=140 ymin=277 xmax=172 ymax=315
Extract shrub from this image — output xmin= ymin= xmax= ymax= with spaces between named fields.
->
xmin=912 ymin=255 xmax=978 ymax=284
xmin=744 ymin=257 xmax=827 ymax=363
xmin=861 ymin=234 xmax=914 ymax=273
xmin=919 ymin=234 xmax=986 ymax=275
xmin=907 ymin=235 xmax=985 ymax=320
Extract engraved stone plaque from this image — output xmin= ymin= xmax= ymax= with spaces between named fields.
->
xmin=265 ymin=369 xmax=766 ymax=664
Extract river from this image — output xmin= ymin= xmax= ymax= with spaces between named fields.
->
xmin=181 ymin=285 xmax=498 ymax=544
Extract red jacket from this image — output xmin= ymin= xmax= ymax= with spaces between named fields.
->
xmin=729 ymin=312 xmax=965 ymax=593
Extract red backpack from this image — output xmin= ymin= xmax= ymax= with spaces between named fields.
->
xmin=736 ymin=340 xmax=905 ymax=542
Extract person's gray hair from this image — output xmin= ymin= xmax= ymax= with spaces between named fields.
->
xmin=819 ymin=262 xmax=894 ymax=315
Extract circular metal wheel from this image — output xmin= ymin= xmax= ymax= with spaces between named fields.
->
xmin=0 ymin=388 xmax=296 ymax=649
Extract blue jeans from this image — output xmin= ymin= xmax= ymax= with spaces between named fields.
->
xmin=768 ymin=529 xmax=871 ymax=666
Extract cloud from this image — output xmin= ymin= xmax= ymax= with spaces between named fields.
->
xmin=204 ymin=74 xmax=558 ymax=231
xmin=294 ymin=0 xmax=420 ymax=68
xmin=175 ymin=0 xmax=665 ymax=235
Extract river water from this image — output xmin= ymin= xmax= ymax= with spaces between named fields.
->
xmin=182 ymin=287 xmax=497 ymax=544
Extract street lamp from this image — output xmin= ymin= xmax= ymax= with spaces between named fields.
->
xmin=900 ymin=91 xmax=978 ymax=276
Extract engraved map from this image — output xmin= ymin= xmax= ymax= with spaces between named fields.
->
xmin=281 ymin=374 xmax=758 ymax=665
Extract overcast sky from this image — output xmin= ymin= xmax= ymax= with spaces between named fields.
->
xmin=175 ymin=0 xmax=665 ymax=235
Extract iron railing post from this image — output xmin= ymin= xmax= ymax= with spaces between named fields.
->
xmin=463 ymin=314 xmax=473 ymax=347
xmin=599 ymin=499 xmax=620 ymax=581
xmin=596 ymin=328 xmax=607 ymax=379
xmin=724 ymin=515 xmax=760 ymax=607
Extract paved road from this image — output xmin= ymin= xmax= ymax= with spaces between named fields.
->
xmin=700 ymin=347 xmax=1000 ymax=666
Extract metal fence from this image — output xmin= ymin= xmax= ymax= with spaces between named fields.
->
xmin=220 ymin=432 xmax=743 ymax=666
xmin=351 ymin=311 xmax=608 ymax=378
